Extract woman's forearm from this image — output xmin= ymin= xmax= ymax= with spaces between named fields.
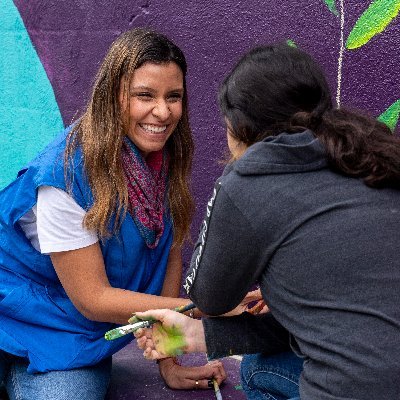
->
xmin=93 ymin=287 xmax=191 ymax=324
xmin=185 ymin=318 xmax=207 ymax=353
xmin=160 ymin=245 xmax=183 ymax=298
xmin=50 ymin=243 xmax=191 ymax=325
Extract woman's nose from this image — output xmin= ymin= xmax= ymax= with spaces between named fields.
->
xmin=152 ymin=100 xmax=171 ymax=120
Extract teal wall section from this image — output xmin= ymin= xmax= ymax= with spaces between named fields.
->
xmin=0 ymin=0 xmax=63 ymax=189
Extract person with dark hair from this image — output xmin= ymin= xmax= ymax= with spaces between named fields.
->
xmin=135 ymin=43 xmax=400 ymax=400
xmin=0 ymin=28 xmax=234 ymax=399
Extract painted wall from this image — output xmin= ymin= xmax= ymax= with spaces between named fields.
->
xmin=1 ymin=0 xmax=399 ymax=253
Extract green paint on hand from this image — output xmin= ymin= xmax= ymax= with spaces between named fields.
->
xmin=323 ymin=0 xmax=339 ymax=16
xmin=378 ymin=99 xmax=400 ymax=131
xmin=286 ymin=39 xmax=297 ymax=48
xmin=154 ymin=324 xmax=186 ymax=357
xmin=346 ymin=0 xmax=400 ymax=49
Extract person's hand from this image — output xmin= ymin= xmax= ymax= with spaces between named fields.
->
xmin=135 ymin=309 xmax=206 ymax=358
xmin=222 ymin=288 xmax=268 ymax=316
xmin=157 ymin=357 xmax=226 ymax=390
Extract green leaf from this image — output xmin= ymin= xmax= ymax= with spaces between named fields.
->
xmin=346 ymin=0 xmax=400 ymax=49
xmin=323 ymin=0 xmax=339 ymax=16
xmin=286 ymin=39 xmax=297 ymax=48
xmin=378 ymin=99 xmax=400 ymax=131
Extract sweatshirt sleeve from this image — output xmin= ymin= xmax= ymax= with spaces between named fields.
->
xmin=202 ymin=312 xmax=291 ymax=360
xmin=184 ymin=180 xmax=265 ymax=316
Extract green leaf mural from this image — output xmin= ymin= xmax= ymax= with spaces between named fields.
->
xmin=346 ymin=0 xmax=400 ymax=49
xmin=378 ymin=99 xmax=400 ymax=131
xmin=323 ymin=0 xmax=339 ymax=16
xmin=0 ymin=0 xmax=64 ymax=189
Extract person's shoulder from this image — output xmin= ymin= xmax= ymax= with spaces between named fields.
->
xmin=218 ymin=161 xmax=244 ymax=193
xmin=27 ymin=126 xmax=85 ymax=186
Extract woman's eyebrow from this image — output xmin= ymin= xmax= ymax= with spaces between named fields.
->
xmin=167 ymin=88 xmax=184 ymax=94
xmin=130 ymin=85 xmax=155 ymax=91
xmin=130 ymin=86 xmax=184 ymax=93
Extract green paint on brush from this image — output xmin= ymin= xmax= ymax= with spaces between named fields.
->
xmin=235 ymin=385 xmax=243 ymax=390
xmin=286 ymin=39 xmax=297 ymax=48
xmin=346 ymin=0 xmax=400 ymax=49
xmin=128 ymin=315 xmax=141 ymax=325
xmin=107 ymin=303 xmax=196 ymax=341
xmin=323 ymin=0 xmax=339 ymax=16
xmin=104 ymin=318 xmax=157 ymax=340
xmin=153 ymin=324 xmax=186 ymax=356
xmin=378 ymin=99 xmax=400 ymax=131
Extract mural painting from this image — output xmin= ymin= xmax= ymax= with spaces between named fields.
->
xmin=1 ymin=0 xmax=399 ymax=236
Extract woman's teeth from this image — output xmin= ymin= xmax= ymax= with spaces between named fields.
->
xmin=140 ymin=124 xmax=167 ymax=133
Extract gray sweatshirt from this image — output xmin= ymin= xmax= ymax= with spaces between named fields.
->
xmin=185 ymin=130 xmax=400 ymax=400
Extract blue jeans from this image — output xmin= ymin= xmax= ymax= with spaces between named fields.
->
xmin=0 ymin=350 xmax=111 ymax=400
xmin=241 ymin=352 xmax=303 ymax=400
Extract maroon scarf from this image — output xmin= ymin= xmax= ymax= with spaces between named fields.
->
xmin=121 ymin=138 xmax=169 ymax=248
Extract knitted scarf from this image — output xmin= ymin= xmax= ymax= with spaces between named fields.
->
xmin=121 ymin=138 xmax=169 ymax=248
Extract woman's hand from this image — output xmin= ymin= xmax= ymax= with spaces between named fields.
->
xmin=135 ymin=309 xmax=206 ymax=358
xmin=222 ymin=288 xmax=267 ymax=316
xmin=157 ymin=357 xmax=226 ymax=390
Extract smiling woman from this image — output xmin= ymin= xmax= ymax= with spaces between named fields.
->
xmin=0 ymin=28 xmax=229 ymax=399
xmin=119 ymin=62 xmax=184 ymax=158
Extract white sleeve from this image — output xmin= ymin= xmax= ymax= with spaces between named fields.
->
xmin=36 ymin=185 xmax=98 ymax=254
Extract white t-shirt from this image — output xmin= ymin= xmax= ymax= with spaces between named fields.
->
xmin=19 ymin=186 xmax=98 ymax=254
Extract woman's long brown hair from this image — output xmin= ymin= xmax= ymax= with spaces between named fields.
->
xmin=64 ymin=28 xmax=194 ymax=245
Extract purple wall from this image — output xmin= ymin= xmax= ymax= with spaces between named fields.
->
xmin=13 ymin=0 xmax=400 ymax=257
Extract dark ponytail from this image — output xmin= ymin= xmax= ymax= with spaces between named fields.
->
xmin=313 ymin=109 xmax=400 ymax=188
xmin=220 ymin=43 xmax=400 ymax=188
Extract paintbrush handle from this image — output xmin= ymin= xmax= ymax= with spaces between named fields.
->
xmin=104 ymin=320 xmax=154 ymax=341
xmin=213 ymin=379 xmax=223 ymax=400
xmin=106 ymin=302 xmax=196 ymax=340
xmin=173 ymin=302 xmax=195 ymax=314
xmin=215 ymin=390 xmax=223 ymax=400
xmin=128 ymin=302 xmax=195 ymax=324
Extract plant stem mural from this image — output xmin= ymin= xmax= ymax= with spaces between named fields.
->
xmin=324 ymin=0 xmax=400 ymax=130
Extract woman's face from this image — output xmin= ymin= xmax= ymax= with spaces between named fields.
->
xmin=119 ymin=61 xmax=184 ymax=158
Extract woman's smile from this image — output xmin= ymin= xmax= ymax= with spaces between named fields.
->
xmin=119 ymin=61 xmax=184 ymax=158
xmin=139 ymin=123 xmax=168 ymax=134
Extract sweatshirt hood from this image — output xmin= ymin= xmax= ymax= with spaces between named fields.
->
xmin=233 ymin=130 xmax=328 ymax=176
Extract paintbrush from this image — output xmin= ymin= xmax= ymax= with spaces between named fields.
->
xmin=104 ymin=302 xmax=196 ymax=341
xmin=213 ymin=379 xmax=223 ymax=400
xmin=127 ymin=302 xmax=195 ymax=324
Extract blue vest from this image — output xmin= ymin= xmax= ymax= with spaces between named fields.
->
xmin=0 ymin=128 xmax=173 ymax=373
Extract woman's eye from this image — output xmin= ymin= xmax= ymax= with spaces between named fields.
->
xmin=167 ymin=93 xmax=183 ymax=102
xmin=135 ymin=92 xmax=153 ymax=100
